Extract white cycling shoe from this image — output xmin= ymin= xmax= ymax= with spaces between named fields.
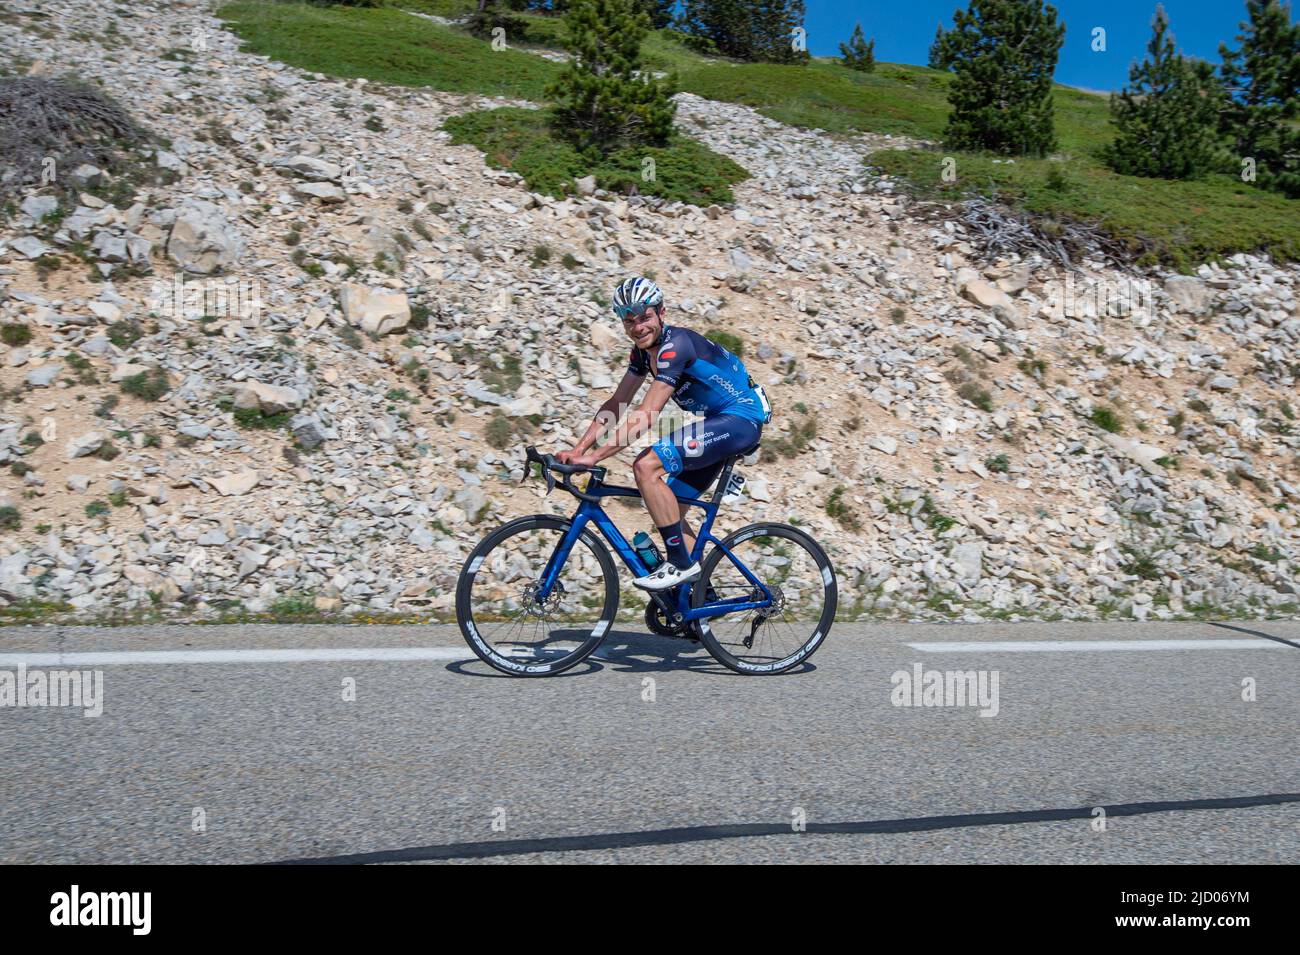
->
xmin=633 ymin=560 xmax=701 ymax=591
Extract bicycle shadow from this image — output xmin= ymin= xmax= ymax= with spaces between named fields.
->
xmin=587 ymin=628 xmax=728 ymax=674
xmin=446 ymin=629 xmax=819 ymax=678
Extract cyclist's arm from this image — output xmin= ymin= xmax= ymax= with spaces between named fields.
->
xmin=587 ymin=380 xmax=673 ymax=463
xmin=572 ymin=369 xmax=644 ymax=456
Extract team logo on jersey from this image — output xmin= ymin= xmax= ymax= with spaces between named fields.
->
xmin=684 ymin=438 xmax=704 ymax=457
xmin=658 ymin=350 xmax=676 ymax=360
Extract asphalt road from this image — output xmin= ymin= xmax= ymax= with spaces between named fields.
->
xmin=1 ymin=619 xmax=1296 ymax=864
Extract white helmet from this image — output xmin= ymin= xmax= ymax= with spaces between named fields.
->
xmin=611 ymin=276 xmax=664 ymax=318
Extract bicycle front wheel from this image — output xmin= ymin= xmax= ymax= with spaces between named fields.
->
xmin=456 ymin=515 xmax=619 ymax=676
xmin=692 ymin=522 xmax=836 ymax=674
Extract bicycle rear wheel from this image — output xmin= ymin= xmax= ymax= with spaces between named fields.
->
xmin=691 ymin=522 xmax=836 ymax=674
xmin=456 ymin=515 xmax=618 ymax=676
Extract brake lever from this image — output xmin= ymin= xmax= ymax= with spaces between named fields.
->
xmin=523 ymin=445 xmax=556 ymax=494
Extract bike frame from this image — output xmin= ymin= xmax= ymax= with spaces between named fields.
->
xmin=535 ymin=475 xmax=774 ymax=624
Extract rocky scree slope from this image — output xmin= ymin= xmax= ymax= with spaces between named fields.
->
xmin=0 ymin=0 xmax=1297 ymax=623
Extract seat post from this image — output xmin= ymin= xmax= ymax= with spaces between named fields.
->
xmin=710 ymin=456 xmax=739 ymax=504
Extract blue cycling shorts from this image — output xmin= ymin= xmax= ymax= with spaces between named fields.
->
xmin=651 ymin=414 xmax=762 ymax=498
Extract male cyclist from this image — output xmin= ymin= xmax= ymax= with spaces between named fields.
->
xmin=557 ymin=277 xmax=772 ymax=591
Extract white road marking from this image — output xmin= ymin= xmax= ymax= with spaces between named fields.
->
xmin=905 ymin=639 xmax=1288 ymax=653
xmin=0 ymin=648 xmax=470 ymax=667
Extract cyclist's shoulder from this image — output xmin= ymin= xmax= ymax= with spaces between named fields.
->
xmin=663 ymin=324 xmax=711 ymax=356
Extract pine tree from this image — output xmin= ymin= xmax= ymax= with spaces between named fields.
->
xmin=636 ymin=0 xmax=675 ymax=29
xmin=757 ymin=0 xmax=810 ymax=64
xmin=1219 ymin=0 xmax=1300 ymax=197
xmin=928 ymin=23 xmax=951 ymax=70
xmin=1104 ymin=6 xmax=1222 ymax=180
xmin=680 ymin=0 xmax=808 ymax=63
xmin=467 ymin=0 xmax=526 ymax=40
xmin=839 ymin=23 xmax=876 ymax=72
xmin=942 ymin=0 xmax=1065 ymax=156
xmin=545 ymin=0 xmax=678 ymax=158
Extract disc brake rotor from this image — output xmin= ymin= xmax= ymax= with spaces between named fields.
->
xmin=521 ymin=581 xmax=564 ymax=619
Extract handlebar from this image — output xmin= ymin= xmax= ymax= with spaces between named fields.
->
xmin=523 ymin=446 xmax=607 ymax=504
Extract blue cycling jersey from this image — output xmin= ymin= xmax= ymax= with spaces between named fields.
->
xmin=627 ymin=325 xmax=772 ymax=425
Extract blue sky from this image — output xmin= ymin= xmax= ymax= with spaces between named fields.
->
xmin=795 ymin=1 xmax=1295 ymax=92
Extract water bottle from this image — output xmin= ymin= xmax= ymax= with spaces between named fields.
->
xmin=632 ymin=531 xmax=662 ymax=570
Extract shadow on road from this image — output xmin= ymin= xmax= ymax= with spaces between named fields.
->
xmin=447 ymin=628 xmax=818 ymax=677
xmin=269 ymin=791 xmax=1300 ymax=864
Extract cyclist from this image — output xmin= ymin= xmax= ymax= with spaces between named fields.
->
xmin=557 ymin=276 xmax=771 ymax=591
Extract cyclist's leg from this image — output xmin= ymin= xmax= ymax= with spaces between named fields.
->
xmin=641 ymin=415 xmax=761 ymax=556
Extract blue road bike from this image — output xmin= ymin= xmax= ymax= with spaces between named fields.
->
xmin=456 ymin=445 xmax=837 ymax=676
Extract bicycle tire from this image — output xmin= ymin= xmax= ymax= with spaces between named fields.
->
xmin=691 ymin=521 xmax=836 ymax=674
xmin=456 ymin=515 xmax=619 ymax=677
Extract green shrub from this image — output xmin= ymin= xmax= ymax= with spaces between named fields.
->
xmin=337 ymin=324 xmax=363 ymax=349
xmin=120 ymin=367 xmax=170 ymax=401
xmin=106 ymin=319 xmax=143 ymax=348
xmin=985 ymin=453 xmax=1009 ymax=473
xmin=957 ymin=381 xmax=993 ymax=412
xmin=484 ymin=411 xmax=534 ymax=451
xmin=1017 ymin=357 xmax=1046 ymax=378
xmin=483 ymin=354 xmax=523 ymax=393
xmin=1 ymin=323 xmax=32 ymax=347
xmin=84 ymin=500 xmax=109 ymax=518
xmin=1090 ymin=406 xmax=1123 ymax=433
xmin=706 ymin=330 xmax=745 ymax=357
xmin=825 ymin=485 xmax=862 ymax=530
xmin=0 ymin=505 xmax=19 ymax=530
xmin=236 ymin=406 xmax=291 ymax=430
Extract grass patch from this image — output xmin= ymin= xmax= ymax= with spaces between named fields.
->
xmin=869 ymin=147 xmax=1300 ymax=270
xmin=677 ymin=59 xmax=955 ymax=140
xmin=443 ymin=106 xmax=748 ymax=206
xmin=218 ymin=2 xmax=561 ymax=100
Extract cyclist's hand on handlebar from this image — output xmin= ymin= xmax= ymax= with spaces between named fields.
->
xmin=557 ymin=450 xmax=600 ymax=468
